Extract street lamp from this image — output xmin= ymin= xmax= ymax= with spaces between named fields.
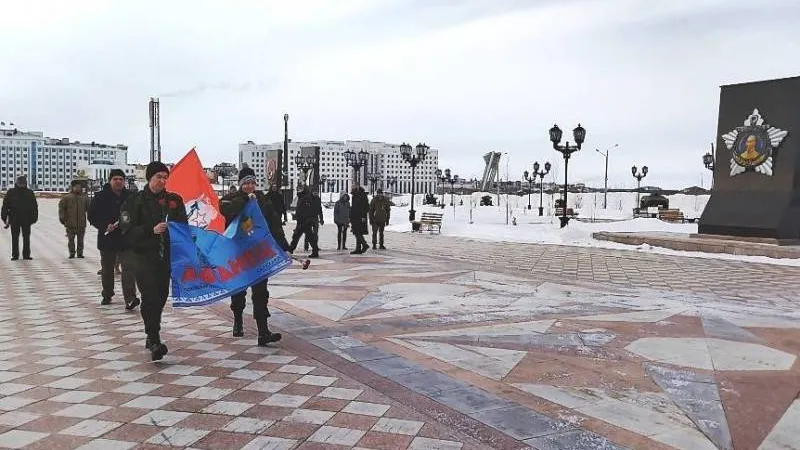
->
xmin=400 ymin=142 xmax=429 ymax=222
xmin=343 ymin=149 xmax=369 ymax=185
xmin=532 ymin=161 xmax=551 ymax=216
xmin=703 ymin=142 xmax=715 ymax=190
xmin=631 ymin=165 xmax=648 ymax=208
xmin=595 ymin=144 xmax=618 ymax=209
xmin=367 ymin=172 xmax=380 ymax=195
xmin=523 ymin=170 xmax=534 ymax=210
xmin=319 ymin=174 xmax=327 ymax=196
xmin=440 ymin=168 xmax=458 ymax=206
xmin=294 ymin=154 xmax=314 ymax=187
xmin=434 ymin=169 xmax=443 ymax=205
xmin=550 ymin=123 xmax=586 ymax=228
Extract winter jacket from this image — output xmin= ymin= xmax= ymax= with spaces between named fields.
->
xmin=88 ymin=185 xmax=131 ymax=251
xmin=267 ymin=188 xmax=286 ymax=221
xmin=350 ymin=188 xmax=369 ymax=235
xmin=294 ymin=190 xmax=318 ymax=227
xmin=220 ymin=190 xmax=290 ymax=251
xmin=59 ymin=192 xmax=90 ymax=230
xmin=334 ymin=194 xmax=350 ymax=225
xmin=1 ymin=186 xmax=38 ymax=226
xmin=119 ymin=187 xmax=188 ymax=260
xmin=369 ymin=194 xmax=391 ymax=225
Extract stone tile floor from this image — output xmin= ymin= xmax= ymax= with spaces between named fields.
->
xmin=0 ymin=199 xmax=798 ymax=449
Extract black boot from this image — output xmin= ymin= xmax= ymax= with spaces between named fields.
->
xmin=146 ymin=337 xmax=168 ymax=361
xmin=337 ymin=233 xmax=342 ymax=251
xmin=309 ymin=250 xmax=319 ymax=259
xmin=232 ymin=312 xmax=244 ymax=337
xmin=256 ymin=318 xmax=282 ymax=346
xmin=350 ymin=243 xmax=361 ymax=255
xmin=342 ymin=233 xmax=348 ymax=250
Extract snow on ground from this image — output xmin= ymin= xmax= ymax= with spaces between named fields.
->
xmin=321 ymin=191 xmax=800 ymax=267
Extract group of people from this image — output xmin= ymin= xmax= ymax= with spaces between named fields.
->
xmin=334 ymin=186 xmax=391 ymax=254
xmin=2 ymin=162 xmax=395 ymax=362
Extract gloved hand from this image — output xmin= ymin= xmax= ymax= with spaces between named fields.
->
xmin=248 ymin=193 xmax=256 ymax=200
xmin=319 ymin=220 xmax=324 ymax=226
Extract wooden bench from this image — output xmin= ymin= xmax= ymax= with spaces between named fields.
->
xmin=417 ymin=212 xmax=443 ymax=233
xmin=658 ymin=209 xmax=686 ymax=223
xmin=554 ymin=207 xmax=578 ymax=217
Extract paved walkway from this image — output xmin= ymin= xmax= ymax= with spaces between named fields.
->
xmin=0 ymin=199 xmax=797 ymax=450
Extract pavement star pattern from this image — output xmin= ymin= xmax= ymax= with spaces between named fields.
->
xmin=0 ymin=198 xmax=798 ymax=449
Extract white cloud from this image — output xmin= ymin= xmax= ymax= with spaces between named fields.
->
xmin=1 ymin=0 xmax=798 ymax=188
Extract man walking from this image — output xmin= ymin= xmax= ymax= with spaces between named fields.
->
xmin=59 ymin=180 xmax=90 ymax=259
xmin=89 ymin=169 xmax=139 ymax=309
xmin=288 ymin=186 xmax=320 ymax=258
xmin=220 ymin=167 xmax=289 ymax=345
xmin=349 ymin=186 xmax=370 ymax=254
xmin=369 ymin=188 xmax=391 ymax=250
xmin=1 ymin=176 xmax=38 ymax=260
xmin=267 ymin=183 xmax=287 ymax=225
xmin=120 ymin=162 xmax=187 ymax=361
xmin=304 ymin=190 xmax=324 ymax=251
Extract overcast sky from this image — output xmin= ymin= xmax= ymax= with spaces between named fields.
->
xmin=2 ymin=0 xmax=799 ymax=189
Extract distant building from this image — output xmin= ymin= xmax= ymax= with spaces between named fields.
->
xmin=0 ymin=123 xmax=132 ymax=191
xmin=239 ymin=140 xmax=440 ymax=195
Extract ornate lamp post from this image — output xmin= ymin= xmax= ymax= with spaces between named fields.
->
xmin=400 ymin=142 xmax=429 ymax=222
xmin=703 ymin=143 xmax=715 ymax=189
xmin=550 ymin=123 xmax=586 ymax=228
xmin=294 ymin=154 xmax=314 ymax=187
xmin=319 ymin=174 xmax=327 ymax=196
xmin=343 ymin=149 xmax=369 ymax=186
xmin=367 ymin=172 xmax=380 ymax=195
xmin=532 ymin=161 xmax=551 ymax=216
xmin=523 ymin=170 xmax=535 ymax=210
xmin=631 ymin=165 xmax=648 ymax=208
xmin=434 ymin=169 xmax=443 ymax=204
xmin=440 ymin=169 xmax=458 ymax=206
xmin=282 ymin=113 xmax=290 ymax=208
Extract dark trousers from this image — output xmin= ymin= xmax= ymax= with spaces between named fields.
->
xmin=134 ymin=255 xmax=170 ymax=342
xmin=10 ymin=224 xmax=31 ymax=259
xmin=66 ymin=227 xmax=85 ymax=257
xmin=231 ymin=279 xmax=270 ymax=320
xmin=304 ymin=223 xmax=319 ymax=250
xmin=372 ymin=223 xmax=386 ymax=246
xmin=336 ymin=224 xmax=348 ymax=249
xmin=290 ymin=222 xmax=318 ymax=252
xmin=353 ymin=230 xmax=368 ymax=250
xmin=101 ymin=249 xmax=137 ymax=302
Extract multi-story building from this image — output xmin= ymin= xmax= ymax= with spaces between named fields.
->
xmin=238 ymin=140 xmax=440 ymax=195
xmin=0 ymin=124 xmax=133 ymax=191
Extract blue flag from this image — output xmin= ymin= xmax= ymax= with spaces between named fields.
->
xmin=168 ymin=198 xmax=292 ymax=307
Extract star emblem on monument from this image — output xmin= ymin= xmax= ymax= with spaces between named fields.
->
xmin=721 ymin=108 xmax=788 ymax=177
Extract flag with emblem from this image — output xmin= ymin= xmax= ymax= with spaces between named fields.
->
xmin=166 ymin=148 xmax=225 ymax=233
xmin=168 ymin=198 xmax=292 ymax=307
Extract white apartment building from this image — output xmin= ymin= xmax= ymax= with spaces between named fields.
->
xmin=0 ymin=124 xmax=133 ymax=192
xmin=238 ymin=140 xmax=440 ymax=195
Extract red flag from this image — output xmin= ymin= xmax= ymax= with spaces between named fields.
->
xmin=166 ymin=148 xmax=225 ymax=233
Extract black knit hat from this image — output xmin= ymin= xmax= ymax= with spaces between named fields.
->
xmin=145 ymin=161 xmax=169 ymax=181
xmin=238 ymin=167 xmax=256 ymax=186
xmin=109 ymin=169 xmax=126 ymax=180
xmin=70 ymin=179 xmax=82 ymax=188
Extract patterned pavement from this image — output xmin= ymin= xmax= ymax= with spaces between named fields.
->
xmin=0 ymin=199 xmax=797 ymax=449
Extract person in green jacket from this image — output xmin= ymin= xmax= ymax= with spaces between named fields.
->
xmin=369 ymin=189 xmax=391 ymax=250
xmin=59 ymin=180 xmax=91 ymax=258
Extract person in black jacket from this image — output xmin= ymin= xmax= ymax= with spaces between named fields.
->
xmin=288 ymin=186 xmax=320 ymax=258
xmin=88 ymin=169 xmax=139 ymax=309
xmin=267 ymin=183 xmax=287 ymax=224
xmin=1 ymin=176 xmax=38 ymax=260
xmin=349 ymin=186 xmax=370 ymax=254
xmin=220 ymin=167 xmax=289 ymax=345
xmin=304 ymin=190 xmax=324 ymax=251
xmin=120 ymin=162 xmax=188 ymax=361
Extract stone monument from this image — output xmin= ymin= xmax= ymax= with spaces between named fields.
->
xmin=698 ymin=76 xmax=800 ymax=242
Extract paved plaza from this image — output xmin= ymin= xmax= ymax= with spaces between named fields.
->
xmin=0 ymin=200 xmax=798 ymax=449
